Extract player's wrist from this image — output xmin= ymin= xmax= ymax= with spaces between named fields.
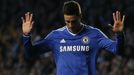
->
xmin=116 ymin=31 xmax=124 ymax=37
xmin=115 ymin=30 xmax=124 ymax=34
xmin=23 ymin=32 xmax=31 ymax=37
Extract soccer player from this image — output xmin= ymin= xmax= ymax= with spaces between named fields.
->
xmin=22 ymin=1 xmax=125 ymax=75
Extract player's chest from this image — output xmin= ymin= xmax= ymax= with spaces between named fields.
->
xmin=52 ymin=35 xmax=97 ymax=52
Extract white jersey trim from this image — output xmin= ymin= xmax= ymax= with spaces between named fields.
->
xmin=66 ymin=24 xmax=84 ymax=36
xmin=55 ymin=26 xmax=66 ymax=31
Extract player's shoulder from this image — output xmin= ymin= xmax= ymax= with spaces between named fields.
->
xmin=45 ymin=26 xmax=66 ymax=39
xmin=83 ymin=24 xmax=105 ymax=36
xmin=54 ymin=26 xmax=66 ymax=32
xmin=85 ymin=25 xmax=108 ymax=38
xmin=49 ymin=26 xmax=66 ymax=34
xmin=52 ymin=26 xmax=66 ymax=35
xmin=83 ymin=24 xmax=101 ymax=32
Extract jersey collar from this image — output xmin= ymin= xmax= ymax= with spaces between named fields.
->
xmin=66 ymin=23 xmax=84 ymax=36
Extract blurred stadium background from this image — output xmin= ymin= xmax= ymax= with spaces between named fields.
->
xmin=0 ymin=0 xmax=134 ymax=75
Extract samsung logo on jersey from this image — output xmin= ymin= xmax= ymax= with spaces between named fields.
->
xmin=60 ymin=46 xmax=90 ymax=52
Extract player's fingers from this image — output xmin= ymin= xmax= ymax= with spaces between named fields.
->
xmin=118 ymin=11 xmax=121 ymax=21
xmin=122 ymin=15 xmax=125 ymax=23
xmin=25 ymin=12 xmax=28 ymax=21
xmin=116 ymin=11 xmax=119 ymax=21
xmin=113 ymin=13 xmax=116 ymax=22
xmin=29 ymin=13 xmax=33 ymax=22
xmin=30 ymin=21 xmax=34 ymax=29
xmin=27 ymin=12 xmax=30 ymax=21
xmin=21 ymin=17 xmax=25 ymax=24
xmin=30 ymin=21 xmax=34 ymax=27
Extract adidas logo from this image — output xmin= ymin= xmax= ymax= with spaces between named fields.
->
xmin=60 ymin=39 xmax=66 ymax=43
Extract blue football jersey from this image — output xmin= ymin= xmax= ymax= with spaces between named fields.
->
xmin=23 ymin=24 xmax=124 ymax=75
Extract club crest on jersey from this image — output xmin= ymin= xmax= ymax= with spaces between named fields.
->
xmin=82 ymin=36 xmax=89 ymax=44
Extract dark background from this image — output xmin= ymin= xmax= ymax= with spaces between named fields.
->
xmin=0 ymin=0 xmax=134 ymax=75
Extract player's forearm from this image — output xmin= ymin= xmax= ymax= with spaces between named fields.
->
xmin=22 ymin=35 xmax=42 ymax=60
xmin=23 ymin=35 xmax=35 ymax=60
xmin=22 ymin=35 xmax=51 ymax=60
xmin=116 ymin=32 xmax=125 ymax=56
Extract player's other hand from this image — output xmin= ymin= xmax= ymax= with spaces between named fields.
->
xmin=21 ymin=12 xmax=34 ymax=36
xmin=112 ymin=11 xmax=125 ymax=33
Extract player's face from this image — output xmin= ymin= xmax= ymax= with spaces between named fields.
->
xmin=64 ymin=15 xmax=81 ymax=32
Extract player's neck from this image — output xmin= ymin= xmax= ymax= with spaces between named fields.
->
xmin=67 ymin=23 xmax=83 ymax=34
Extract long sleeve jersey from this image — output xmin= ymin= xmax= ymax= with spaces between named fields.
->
xmin=23 ymin=24 xmax=124 ymax=75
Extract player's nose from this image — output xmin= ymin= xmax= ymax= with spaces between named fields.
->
xmin=68 ymin=22 xmax=74 ymax=28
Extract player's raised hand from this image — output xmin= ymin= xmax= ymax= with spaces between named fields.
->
xmin=21 ymin=12 xmax=34 ymax=36
xmin=112 ymin=11 xmax=125 ymax=33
